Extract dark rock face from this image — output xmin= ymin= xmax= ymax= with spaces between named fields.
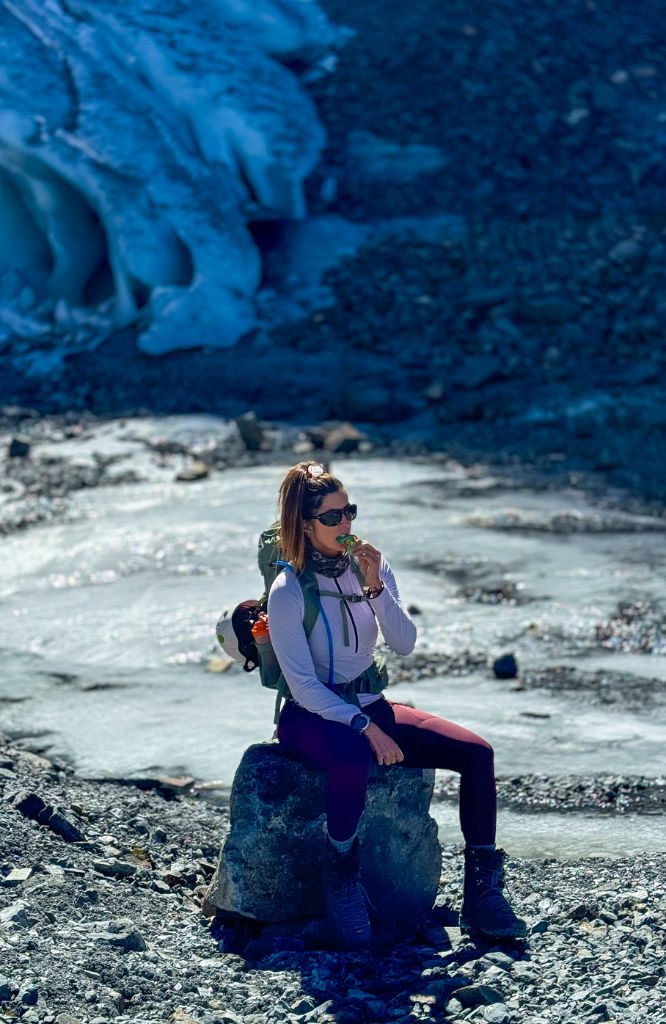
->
xmin=207 ymin=742 xmax=441 ymax=924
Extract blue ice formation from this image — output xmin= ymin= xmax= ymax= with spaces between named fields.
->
xmin=0 ymin=0 xmax=341 ymax=355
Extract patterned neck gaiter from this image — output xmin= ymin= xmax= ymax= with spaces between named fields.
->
xmin=305 ymin=543 xmax=350 ymax=579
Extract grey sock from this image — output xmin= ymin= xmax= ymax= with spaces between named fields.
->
xmin=467 ymin=843 xmax=496 ymax=851
xmin=328 ymin=832 xmax=356 ymax=854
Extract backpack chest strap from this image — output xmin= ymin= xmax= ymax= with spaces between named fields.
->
xmin=317 ymin=589 xmax=370 ymax=648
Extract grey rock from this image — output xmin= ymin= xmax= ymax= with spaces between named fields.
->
xmin=176 ymin=460 xmax=210 ymax=482
xmin=456 ymin=985 xmax=504 ymax=1008
xmin=47 ymin=811 xmax=85 ymax=844
xmin=0 ymin=901 xmax=30 ymax=928
xmin=483 ymin=952 xmax=516 ymax=971
xmin=2 ymin=867 xmax=33 ymax=887
xmin=608 ymin=239 xmax=645 ymax=266
xmin=0 ymin=976 xmax=16 ymax=1001
xmin=206 ymin=742 xmax=440 ymax=924
xmin=493 ymin=653 xmax=518 ymax=679
xmin=152 ymin=827 xmax=168 ymax=844
xmin=13 ymin=792 xmax=85 ymax=843
xmin=324 ymin=422 xmax=370 ymax=453
xmin=127 ymin=816 xmax=150 ymax=835
xmin=8 ymin=437 xmax=30 ymax=459
xmin=483 ymin=1005 xmax=510 ymax=1024
xmin=18 ymin=982 xmax=39 ymax=1006
xmin=235 ymin=412 xmax=267 ymax=452
xmin=12 ymin=790 xmax=48 ymax=822
xmin=87 ymin=919 xmax=147 ymax=952
xmin=92 ymin=859 xmax=137 ymax=878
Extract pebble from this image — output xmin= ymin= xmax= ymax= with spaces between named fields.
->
xmin=86 ymin=919 xmax=147 ymax=952
xmin=492 ymin=653 xmax=518 ymax=680
xmin=456 ymin=984 xmax=504 ymax=1007
xmin=92 ymin=859 xmax=137 ymax=878
xmin=483 ymin=1005 xmax=511 ymax=1024
xmin=8 ymin=436 xmax=30 ymax=459
xmin=0 ymin=976 xmax=15 ymax=1000
xmin=482 ymin=952 xmax=515 ymax=971
xmin=0 ymin=901 xmax=30 ymax=928
xmin=18 ymin=981 xmax=39 ymax=1006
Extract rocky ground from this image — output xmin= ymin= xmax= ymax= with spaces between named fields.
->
xmin=2 ymin=0 xmax=665 ymax=502
xmin=1 ymin=733 xmax=665 ymax=1024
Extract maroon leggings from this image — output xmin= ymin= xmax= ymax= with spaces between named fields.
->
xmin=277 ymin=695 xmax=496 ymax=845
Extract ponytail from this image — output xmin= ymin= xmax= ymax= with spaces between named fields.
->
xmin=278 ymin=461 xmax=343 ymax=571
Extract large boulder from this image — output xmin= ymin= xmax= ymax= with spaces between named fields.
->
xmin=206 ymin=742 xmax=441 ymax=925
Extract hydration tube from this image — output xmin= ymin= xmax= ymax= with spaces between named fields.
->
xmin=277 ymin=561 xmax=336 ymax=688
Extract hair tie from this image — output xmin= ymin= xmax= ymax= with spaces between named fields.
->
xmin=306 ymin=463 xmax=324 ymax=478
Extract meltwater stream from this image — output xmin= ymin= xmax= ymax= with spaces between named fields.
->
xmin=1 ymin=431 xmax=665 ymax=859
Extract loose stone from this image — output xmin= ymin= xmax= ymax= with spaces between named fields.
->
xmin=86 ymin=919 xmax=147 ymax=952
xmin=483 ymin=1005 xmax=511 ymax=1024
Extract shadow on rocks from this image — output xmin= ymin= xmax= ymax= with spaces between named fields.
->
xmin=208 ymin=901 xmax=530 ymax=1024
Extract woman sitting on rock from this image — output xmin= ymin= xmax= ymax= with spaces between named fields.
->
xmin=267 ymin=460 xmax=525 ymax=948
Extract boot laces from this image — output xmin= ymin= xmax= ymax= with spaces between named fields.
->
xmin=329 ymin=875 xmax=371 ymax=936
xmin=474 ymin=865 xmax=521 ymax=923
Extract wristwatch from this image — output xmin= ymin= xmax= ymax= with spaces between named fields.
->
xmin=350 ymin=713 xmax=371 ymax=734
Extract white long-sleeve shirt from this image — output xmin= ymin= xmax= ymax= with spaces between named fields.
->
xmin=267 ymin=557 xmax=416 ymax=726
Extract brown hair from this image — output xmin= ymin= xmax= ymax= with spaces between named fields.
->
xmin=278 ymin=461 xmax=344 ymax=572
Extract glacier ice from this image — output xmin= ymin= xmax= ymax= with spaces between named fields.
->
xmin=0 ymin=0 xmax=341 ymax=356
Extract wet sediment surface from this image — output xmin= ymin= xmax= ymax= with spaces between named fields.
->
xmin=433 ymin=773 xmax=666 ymax=816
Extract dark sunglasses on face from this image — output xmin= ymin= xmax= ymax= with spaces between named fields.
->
xmin=310 ymin=503 xmax=358 ymax=527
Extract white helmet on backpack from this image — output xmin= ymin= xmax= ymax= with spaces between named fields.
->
xmin=216 ymin=612 xmax=241 ymax=662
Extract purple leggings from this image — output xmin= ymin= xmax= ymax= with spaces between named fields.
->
xmin=277 ymin=696 xmax=496 ymax=845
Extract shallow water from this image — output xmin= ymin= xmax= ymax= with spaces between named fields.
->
xmin=1 ymin=423 xmax=664 ymax=857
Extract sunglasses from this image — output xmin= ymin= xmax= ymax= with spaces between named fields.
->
xmin=310 ymin=503 xmax=358 ymax=527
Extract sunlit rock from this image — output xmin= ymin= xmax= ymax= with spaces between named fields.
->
xmin=0 ymin=0 xmax=341 ymax=355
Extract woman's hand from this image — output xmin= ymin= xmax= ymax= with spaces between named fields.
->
xmin=363 ymin=722 xmax=404 ymax=766
xmin=351 ymin=539 xmax=382 ymax=589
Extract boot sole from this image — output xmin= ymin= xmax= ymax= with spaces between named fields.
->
xmin=460 ymin=917 xmax=527 ymax=941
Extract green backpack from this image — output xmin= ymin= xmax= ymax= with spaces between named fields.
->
xmin=217 ymin=523 xmax=388 ymax=723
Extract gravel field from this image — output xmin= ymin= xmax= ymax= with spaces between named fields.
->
xmin=1 ymin=734 xmax=664 ymax=1024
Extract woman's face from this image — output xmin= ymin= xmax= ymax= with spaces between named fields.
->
xmin=305 ymin=488 xmax=354 ymax=557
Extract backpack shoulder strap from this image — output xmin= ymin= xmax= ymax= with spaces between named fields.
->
xmin=277 ymin=563 xmax=321 ymax=637
xmin=297 ymin=569 xmax=321 ymax=637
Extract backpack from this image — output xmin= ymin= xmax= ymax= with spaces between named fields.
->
xmin=216 ymin=523 xmax=388 ymax=723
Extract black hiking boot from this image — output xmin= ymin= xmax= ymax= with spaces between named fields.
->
xmin=323 ymin=836 xmax=372 ymax=950
xmin=460 ymin=847 xmax=527 ymax=940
